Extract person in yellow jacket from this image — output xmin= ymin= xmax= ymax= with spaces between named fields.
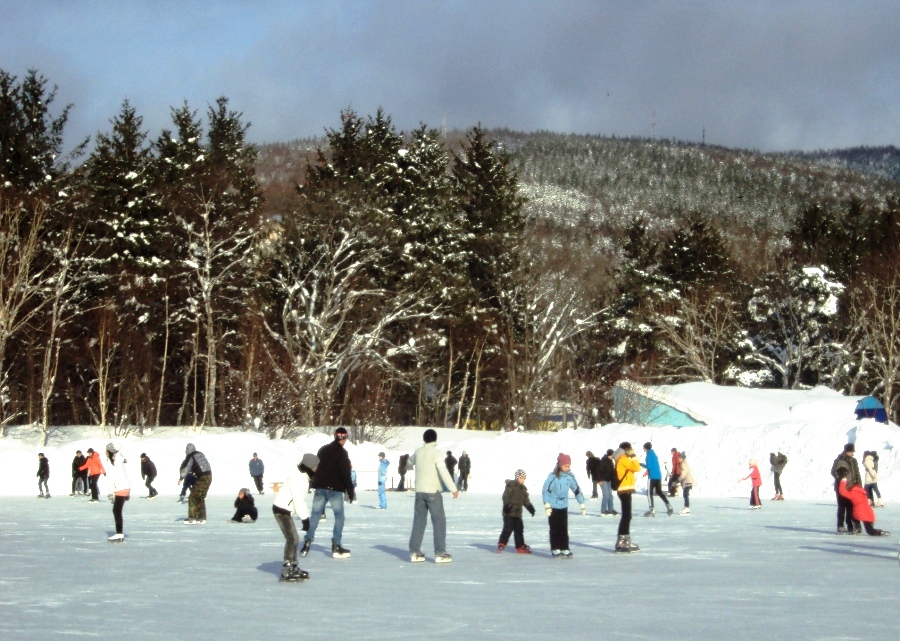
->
xmin=614 ymin=442 xmax=642 ymax=553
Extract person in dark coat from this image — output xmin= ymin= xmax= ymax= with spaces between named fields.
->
xmin=831 ymin=443 xmax=862 ymax=534
xmin=249 ymin=453 xmax=265 ymax=495
xmin=445 ymin=451 xmax=458 ymax=485
xmin=585 ymin=451 xmax=602 ymax=499
xmin=597 ymin=449 xmax=617 ymax=515
xmin=458 ymin=451 xmax=471 ymax=492
xmin=140 ymin=453 xmax=158 ymax=498
xmin=301 ymin=427 xmax=356 ymax=559
xmin=37 ymin=453 xmax=50 ymax=498
xmin=397 ymin=453 xmax=409 ymax=491
xmin=71 ymin=450 xmax=88 ymax=496
xmin=769 ymin=451 xmax=788 ymax=500
xmin=231 ymin=488 xmax=258 ymax=522
xmin=498 ymin=469 xmax=536 ymax=553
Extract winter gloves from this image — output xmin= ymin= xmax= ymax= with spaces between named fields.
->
xmin=581 ymin=504 xmax=587 ymax=516
xmin=301 ymin=518 xmax=310 ymax=532
xmin=544 ymin=503 xmax=552 ymax=517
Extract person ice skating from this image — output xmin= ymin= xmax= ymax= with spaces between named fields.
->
xmin=272 ymin=453 xmax=317 ymax=582
xmin=769 ymin=451 xmax=788 ymax=500
xmin=231 ymin=488 xmax=258 ymax=522
xmin=36 ymin=453 xmax=50 ymax=498
xmin=541 ymin=453 xmax=586 ymax=559
xmin=301 ymin=427 xmax=355 ymax=559
xmin=408 ymin=428 xmax=459 ymax=563
xmin=597 ymin=449 xmax=617 ymax=516
xmin=498 ymin=469 xmax=536 ymax=554
xmin=179 ymin=444 xmax=212 ymax=524
xmin=614 ymin=443 xmax=641 ymax=553
xmin=249 ymin=453 xmax=265 ymax=495
xmin=863 ymin=451 xmax=883 ymax=508
xmin=458 ymin=451 xmax=471 ymax=492
xmin=79 ymin=447 xmax=106 ymax=502
xmin=71 ymin=450 xmax=88 ymax=496
xmin=739 ymin=459 xmax=763 ymax=509
xmin=837 ymin=475 xmax=890 ymax=537
xmin=668 ymin=448 xmax=681 ymax=497
xmin=397 ymin=453 xmax=409 ymax=491
xmin=445 ymin=450 xmax=458 ymax=486
xmin=677 ymin=452 xmax=695 ymax=515
xmin=377 ymin=452 xmax=389 ymax=509
xmin=348 ymin=464 xmax=357 ymax=503
xmin=105 ymin=443 xmax=130 ymax=542
xmin=140 ymin=453 xmax=158 ymax=498
xmin=641 ymin=443 xmax=673 ymax=516
xmin=832 ymin=443 xmax=862 ymax=534
xmin=585 ymin=451 xmax=601 ymax=499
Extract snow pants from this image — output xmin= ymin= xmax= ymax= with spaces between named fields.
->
xmin=617 ymin=492 xmax=633 ymax=536
xmin=499 ymin=515 xmax=525 ymax=549
xmin=188 ymin=472 xmax=211 ymax=520
xmin=548 ymin=507 xmax=569 ymax=551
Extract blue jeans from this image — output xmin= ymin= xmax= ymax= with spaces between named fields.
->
xmin=600 ymin=481 xmax=614 ymax=513
xmin=409 ymin=492 xmax=447 ymax=555
xmin=305 ymin=489 xmax=346 ymax=545
xmin=378 ymin=482 xmax=387 ymax=509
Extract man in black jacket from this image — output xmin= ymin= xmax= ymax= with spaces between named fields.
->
xmin=831 ymin=443 xmax=862 ymax=534
xmin=71 ymin=450 xmax=88 ymax=496
xmin=597 ymin=449 xmax=618 ymax=516
xmin=37 ymin=453 xmax=50 ymax=498
xmin=301 ymin=427 xmax=355 ymax=559
xmin=585 ymin=451 xmax=603 ymax=499
xmin=140 ymin=453 xmax=158 ymax=498
xmin=445 ymin=451 xmax=458 ymax=485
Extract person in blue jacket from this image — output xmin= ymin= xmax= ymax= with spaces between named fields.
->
xmin=541 ymin=453 xmax=586 ymax=559
xmin=377 ymin=452 xmax=389 ymax=509
xmin=641 ymin=442 xmax=673 ymax=516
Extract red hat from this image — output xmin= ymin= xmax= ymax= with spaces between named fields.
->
xmin=557 ymin=453 xmax=571 ymax=466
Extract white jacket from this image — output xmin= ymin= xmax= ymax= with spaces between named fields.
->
xmin=863 ymin=455 xmax=878 ymax=484
xmin=107 ymin=456 xmax=131 ymax=494
xmin=273 ymin=466 xmax=310 ymax=519
xmin=408 ymin=442 xmax=457 ymax=494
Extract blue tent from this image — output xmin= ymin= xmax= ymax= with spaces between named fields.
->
xmin=855 ymin=396 xmax=888 ymax=423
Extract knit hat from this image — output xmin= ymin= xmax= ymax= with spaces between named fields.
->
xmin=140 ymin=453 xmax=147 ymax=458
xmin=423 ymin=428 xmax=437 ymax=443
xmin=844 ymin=442 xmax=856 ymax=453
xmin=557 ymin=453 xmax=571 ymax=466
xmin=334 ymin=427 xmax=349 ymax=437
xmin=106 ymin=442 xmax=118 ymax=454
xmin=300 ymin=453 xmax=320 ymax=470
xmin=515 ymin=469 xmax=526 ymax=480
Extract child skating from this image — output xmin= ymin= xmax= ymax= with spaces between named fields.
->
xmin=541 ymin=453 xmax=586 ymax=559
xmin=739 ymin=459 xmax=762 ymax=509
xmin=498 ymin=469 xmax=536 ymax=554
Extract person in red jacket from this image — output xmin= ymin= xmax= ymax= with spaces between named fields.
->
xmin=739 ymin=459 xmax=762 ymax=509
xmin=668 ymin=448 xmax=682 ymax=497
xmin=78 ymin=448 xmax=106 ymax=502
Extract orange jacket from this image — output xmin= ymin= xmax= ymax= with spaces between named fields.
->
xmin=616 ymin=451 xmax=642 ymax=494
xmin=79 ymin=452 xmax=105 ymax=476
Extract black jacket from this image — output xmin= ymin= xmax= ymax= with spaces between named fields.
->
xmin=311 ymin=439 xmax=355 ymax=500
xmin=72 ymin=455 xmax=86 ymax=476
xmin=586 ymin=455 xmax=603 ymax=480
xmin=596 ymin=456 xmax=616 ymax=483
xmin=458 ymin=455 xmax=471 ymax=475
xmin=37 ymin=457 xmax=49 ymax=479
xmin=141 ymin=458 xmax=158 ymax=480
xmin=831 ymin=453 xmax=862 ymax=490
xmin=445 ymin=454 xmax=458 ymax=475
xmin=398 ymin=453 xmax=409 ymax=475
xmin=770 ymin=452 xmax=788 ymax=474
xmin=234 ymin=493 xmax=256 ymax=510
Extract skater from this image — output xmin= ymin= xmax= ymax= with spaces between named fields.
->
xmin=445 ymin=451 xmax=458 ymax=486
xmin=408 ymin=428 xmax=459 ymax=563
xmin=614 ymin=442 xmax=641 ymax=552
xmin=668 ymin=448 xmax=681 ymax=497
xmin=36 ymin=453 xmax=50 ymax=498
xmin=541 ymin=453 xmax=586 ymax=559
xmin=677 ymin=452 xmax=695 ymax=514
xmin=377 ymin=452 xmax=389 ymax=509
xmin=397 ymin=453 xmax=409 ymax=491
xmin=79 ymin=447 xmax=105 ymax=502
xmin=837 ymin=477 xmax=890 ymax=536
xmin=641 ymin=443 xmax=673 ymax=516
xmin=769 ymin=451 xmax=788 ymax=500
xmin=739 ymin=459 xmax=763 ymax=509
xmin=71 ymin=450 xmax=88 ymax=496
xmin=140 ymin=453 xmax=158 ymax=498
xmin=179 ymin=444 xmax=212 ymax=524
xmin=458 ymin=451 xmax=471 ymax=492
xmin=105 ymin=443 xmax=130 ymax=542
xmin=272 ymin=453 xmax=317 ymax=582
xmin=863 ymin=451 xmax=883 ymax=508
xmin=231 ymin=488 xmax=258 ymax=522
xmin=585 ymin=451 xmax=602 ymax=499
xmin=178 ymin=472 xmax=196 ymax=503
xmin=498 ymin=469 xmax=536 ymax=553
xmin=249 ymin=453 xmax=265 ymax=495
xmin=301 ymin=427 xmax=355 ymax=559
xmin=597 ymin=449 xmax=617 ymax=516
xmin=831 ymin=443 xmax=862 ymax=534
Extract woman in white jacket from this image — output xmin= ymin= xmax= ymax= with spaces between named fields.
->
xmin=272 ymin=453 xmax=317 ymax=581
xmin=105 ymin=443 xmax=130 ymax=542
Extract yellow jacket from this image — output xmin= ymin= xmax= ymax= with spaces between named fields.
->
xmin=616 ymin=451 xmax=641 ymax=494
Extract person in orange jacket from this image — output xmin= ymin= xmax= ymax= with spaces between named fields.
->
xmin=79 ymin=448 xmax=106 ymax=502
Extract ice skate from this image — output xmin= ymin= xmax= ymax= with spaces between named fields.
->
xmin=497 ymin=542 xmax=506 ymax=553
xmin=643 ymin=508 xmax=655 ymax=517
xmin=625 ymin=536 xmax=640 ymax=551
xmin=107 ymin=533 xmax=124 ymax=543
xmin=836 ymin=526 xmax=848 ymax=534
xmin=679 ymin=507 xmax=691 ymax=515
xmin=516 ymin=545 xmax=532 ymax=554
xmin=300 ymin=538 xmax=312 ymax=557
xmin=331 ymin=540 xmax=351 ymax=559
xmin=561 ymin=549 xmax=573 ymax=559
xmin=551 ymin=549 xmax=563 ymax=559
xmin=666 ymin=504 xmax=674 ymax=516
xmin=280 ymin=562 xmax=309 ymax=582
xmin=615 ymin=535 xmax=630 ymax=553
xmin=410 ymin=551 xmax=425 ymax=563
xmin=435 ymin=553 xmax=452 ymax=564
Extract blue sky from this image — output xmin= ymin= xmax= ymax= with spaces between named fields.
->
xmin=2 ymin=1 xmax=899 ymax=153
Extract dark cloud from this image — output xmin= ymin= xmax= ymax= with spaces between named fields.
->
xmin=2 ymin=1 xmax=898 ymax=152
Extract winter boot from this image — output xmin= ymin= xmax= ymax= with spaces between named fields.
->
xmin=300 ymin=537 xmax=312 ymax=557
xmin=332 ymin=540 xmax=351 ymax=559
xmin=643 ymin=508 xmax=655 ymax=517
xmin=497 ymin=542 xmax=506 ymax=553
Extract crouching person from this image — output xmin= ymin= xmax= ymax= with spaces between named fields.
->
xmin=231 ymin=488 xmax=259 ymax=522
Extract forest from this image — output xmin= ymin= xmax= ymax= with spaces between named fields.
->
xmin=2 ymin=68 xmax=900 ymax=443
